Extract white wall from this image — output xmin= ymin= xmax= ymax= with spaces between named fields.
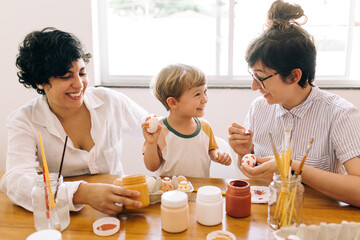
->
xmin=1 ymin=1 xmax=360 ymax=179
xmin=0 ymin=0 xmax=95 ymax=171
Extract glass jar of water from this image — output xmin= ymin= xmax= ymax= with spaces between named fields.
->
xmin=31 ymin=173 xmax=70 ymax=231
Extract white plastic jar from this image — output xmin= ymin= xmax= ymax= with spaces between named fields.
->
xmin=161 ymin=190 xmax=189 ymax=233
xmin=196 ymin=186 xmax=223 ymax=226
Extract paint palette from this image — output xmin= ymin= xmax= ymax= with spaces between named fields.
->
xmin=250 ymin=186 xmax=270 ymax=203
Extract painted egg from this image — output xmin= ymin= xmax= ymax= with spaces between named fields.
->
xmin=160 ymin=177 xmax=174 ymax=192
xmin=146 ymin=116 xmax=159 ymax=133
xmin=177 ymin=175 xmax=187 ymax=183
xmin=241 ymin=154 xmax=257 ymax=167
xmin=178 ymin=180 xmax=191 ymax=191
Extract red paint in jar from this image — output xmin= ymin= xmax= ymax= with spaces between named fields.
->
xmin=225 ymin=180 xmax=251 ymax=218
xmin=97 ymin=223 xmax=117 ymax=231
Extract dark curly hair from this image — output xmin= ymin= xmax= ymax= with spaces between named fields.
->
xmin=246 ymin=0 xmax=316 ymax=88
xmin=16 ymin=27 xmax=92 ymax=94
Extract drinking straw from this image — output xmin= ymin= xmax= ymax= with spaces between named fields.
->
xmin=54 ymin=135 xmax=68 ymax=199
xmin=38 ymin=132 xmax=56 ymax=208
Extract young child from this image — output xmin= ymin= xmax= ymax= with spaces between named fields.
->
xmin=142 ymin=63 xmax=232 ymax=177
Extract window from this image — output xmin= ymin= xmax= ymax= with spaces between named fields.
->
xmin=98 ymin=0 xmax=360 ymax=88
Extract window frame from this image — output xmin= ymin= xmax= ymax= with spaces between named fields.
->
xmin=97 ymin=0 xmax=360 ymax=89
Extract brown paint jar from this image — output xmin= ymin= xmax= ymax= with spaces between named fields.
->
xmin=225 ymin=180 xmax=251 ymax=218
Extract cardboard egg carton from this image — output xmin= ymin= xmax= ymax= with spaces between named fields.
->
xmin=273 ymin=221 xmax=360 ymax=240
xmin=146 ymin=176 xmax=194 ymax=204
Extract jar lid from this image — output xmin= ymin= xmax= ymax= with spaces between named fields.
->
xmin=227 ymin=180 xmax=250 ymax=196
xmin=206 ymin=230 xmax=236 ymax=240
xmin=161 ymin=190 xmax=188 ymax=208
xmin=93 ymin=217 xmax=120 ymax=236
xmin=26 ymin=229 xmax=62 ymax=240
xmin=197 ymin=186 xmax=222 ymax=202
xmin=122 ymin=174 xmax=146 ymax=186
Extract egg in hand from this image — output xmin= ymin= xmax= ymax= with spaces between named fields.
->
xmin=241 ymin=154 xmax=257 ymax=167
xmin=146 ymin=116 xmax=159 ymax=133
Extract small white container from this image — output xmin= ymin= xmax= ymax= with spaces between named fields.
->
xmin=161 ymin=190 xmax=189 ymax=233
xmin=26 ymin=229 xmax=62 ymax=240
xmin=196 ymin=186 xmax=223 ymax=226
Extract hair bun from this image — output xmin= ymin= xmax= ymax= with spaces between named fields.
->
xmin=266 ymin=0 xmax=306 ymax=30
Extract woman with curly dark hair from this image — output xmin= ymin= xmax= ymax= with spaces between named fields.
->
xmin=228 ymin=0 xmax=360 ymax=207
xmin=0 ymin=27 xmax=148 ymax=215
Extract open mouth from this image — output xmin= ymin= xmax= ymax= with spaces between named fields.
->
xmin=66 ymin=90 xmax=82 ymax=98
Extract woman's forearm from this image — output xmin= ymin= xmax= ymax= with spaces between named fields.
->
xmin=292 ymin=160 xmax=360 ymax=207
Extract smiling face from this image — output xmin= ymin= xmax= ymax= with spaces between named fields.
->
xmin=175 ymin=84 xmax=208 ymax=118
xmin=43 ymin=59 xmax=88 ymax=115
xmin=250 ymin=61 xmax=294 ymax=109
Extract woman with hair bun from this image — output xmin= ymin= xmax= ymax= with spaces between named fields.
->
xmin=0 ymin=27 xmax=148 ymax=215
xmin=229 ymin=0 xmax=360 ymax=207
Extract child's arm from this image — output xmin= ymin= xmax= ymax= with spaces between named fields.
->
xmin=142 ymin=120 xmax=163 ymax=171
xmin=209 ymin=149 xmax=232 ymax=166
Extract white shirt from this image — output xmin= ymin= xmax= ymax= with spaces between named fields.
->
xmin=245 ymin=86 xmax=360 ymax=173
xmin=0 ymin=87 xmax=148 ymax=211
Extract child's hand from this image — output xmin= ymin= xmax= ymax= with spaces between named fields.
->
xmin=142 ymin=116 xmax=161 ymax=144
xmin=213 ymin=150 xmax=232 ymax=166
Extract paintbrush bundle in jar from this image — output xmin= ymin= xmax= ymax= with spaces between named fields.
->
xmin=268 ymin=129 xmax=313 ymax=230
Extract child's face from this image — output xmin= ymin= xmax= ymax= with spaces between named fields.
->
xmin=176 ymin=84 xmax=208 ymax=118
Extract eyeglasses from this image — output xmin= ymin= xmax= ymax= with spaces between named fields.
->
xmin=248 ymin=68 xmax=278 ymax=89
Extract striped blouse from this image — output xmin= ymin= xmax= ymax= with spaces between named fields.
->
xmin=245 ymin=86 xmax=360 ymax=174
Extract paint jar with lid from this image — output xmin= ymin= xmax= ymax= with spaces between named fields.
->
xmin=161 ymin=190 xmax=189 ymax=233
xmin=196 ymin=186 xmax=223 ymax=226
xmin=225 ymin=180 xmax=251 ymax=218
xmin=121 ymin=174 xmax=150 ymax=209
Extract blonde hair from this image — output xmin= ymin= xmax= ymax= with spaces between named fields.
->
xmin=151 ymin=64 xmax=207 ymax=111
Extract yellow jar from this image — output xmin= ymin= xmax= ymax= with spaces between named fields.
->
xmin=121 ymin=174 xmax=150 ymax=209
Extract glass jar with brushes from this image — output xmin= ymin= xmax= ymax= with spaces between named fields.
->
xmin=268 ymin=172 xmax=304 ymax=230
xmin=31 ymin=173 xmax=70 ymax=231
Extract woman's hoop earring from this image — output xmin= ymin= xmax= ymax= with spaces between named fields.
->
xmin=37 ymin=84 xmax=44 ymax=90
